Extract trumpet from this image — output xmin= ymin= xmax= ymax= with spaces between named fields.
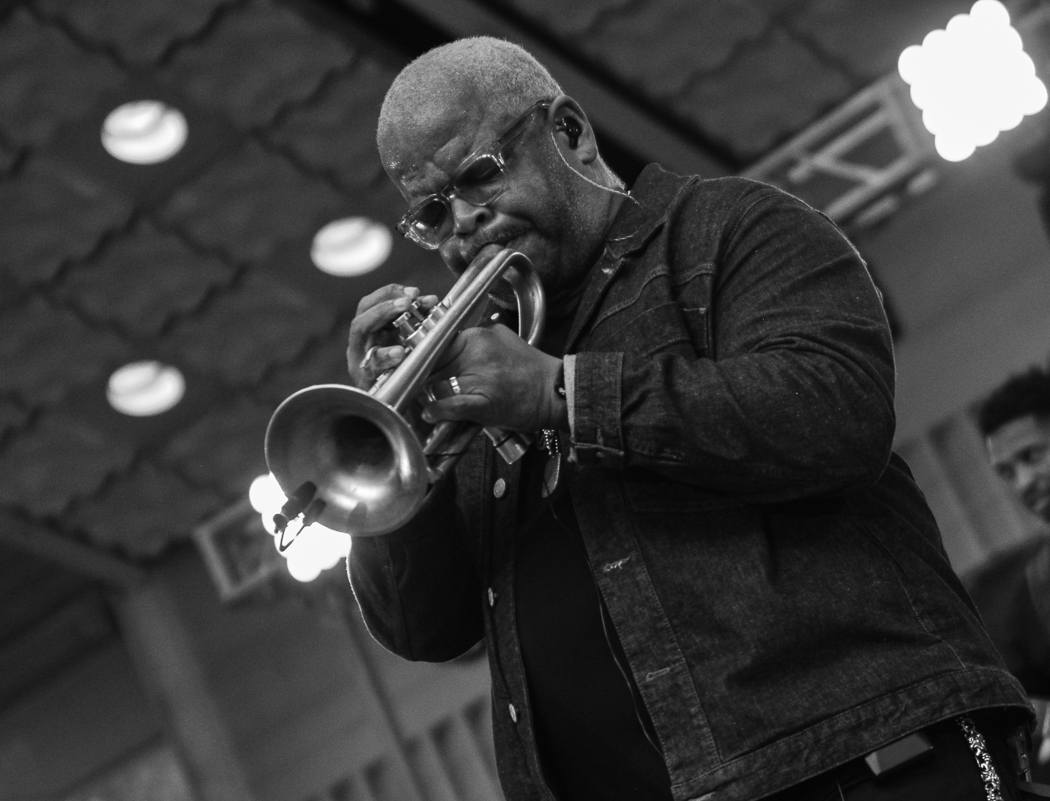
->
xmin=264 ymin=249 xmax=545 ymax=537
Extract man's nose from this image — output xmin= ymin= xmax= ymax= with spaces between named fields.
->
xmin=1016 ymin=463 xmax=1042 ymax=500
xmin=449 ymin=195 xmax=492 ymax=236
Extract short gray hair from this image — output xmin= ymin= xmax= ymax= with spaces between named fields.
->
xmin=378 ymin=37 xmax=562 ymax=145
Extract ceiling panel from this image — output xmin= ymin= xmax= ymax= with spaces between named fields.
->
xmin=0 ymin=0 xmax=1043 ymax=708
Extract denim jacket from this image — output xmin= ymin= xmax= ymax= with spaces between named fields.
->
xmin=348 ymin=165 xmax=1030 ymax=801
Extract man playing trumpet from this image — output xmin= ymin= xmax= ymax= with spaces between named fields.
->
xmin=345 ymin=36 xmax=1033 ymax=801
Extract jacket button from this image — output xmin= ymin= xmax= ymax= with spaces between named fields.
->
xmin=509 ymin=703 xmax=518 ymax=723
xmin=493 ymin=478 xmax=506 ymax=498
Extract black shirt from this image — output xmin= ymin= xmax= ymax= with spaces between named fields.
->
xmin=514 ymin=442 xmax=674 ymax=800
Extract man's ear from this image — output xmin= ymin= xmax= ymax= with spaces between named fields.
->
xmin=549 ymin=95 xmax=597 ymax=164
xmin=555 ymin=117 xmax=582 ymax=148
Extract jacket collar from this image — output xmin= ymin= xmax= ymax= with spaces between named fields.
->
xmin=564 ymin=164 xmax=696 ymax=350
xmin=602 ymin=163 xmax=697 ymax=259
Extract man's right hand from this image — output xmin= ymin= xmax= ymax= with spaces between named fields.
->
xmin=346 ymin=284 xmax=439 ymax=389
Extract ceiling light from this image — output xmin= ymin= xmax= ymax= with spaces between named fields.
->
xmin=280 ymin=523 xmax=351 ymax=582
xmin=249 ymin=472 xmax=352 ymax=581
xmin=249 ymin=473 xmax=285 ymax=516
xmin=311 ymin=217 xmax=392 ymax=276
xmin=898 ymin=0 xmax=1048 ymax=162
xmin=101 ymin=101 xmax=188 ymax=164
xmin=107 ymin=360 xmax=185 ymax=416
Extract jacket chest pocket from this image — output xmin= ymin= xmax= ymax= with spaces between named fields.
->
xmin=590 ymin=300 xmax=689 ymax=355
xmin=584 ymin=262 xmax=715 ymax=359
xmin=586 ymin=299 xmax=710 ymax=359
xmin=678 ymin=263 xmax=715 ymax=359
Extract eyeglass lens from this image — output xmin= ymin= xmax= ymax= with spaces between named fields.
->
xmin=407 ymin=154 xmax=509 ymax=245
xmin=400 ymin=100 xmax=549 ymax=247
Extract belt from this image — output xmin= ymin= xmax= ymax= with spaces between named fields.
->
xmin=958 ymin=715 xmax=1050 ymax=800
xmin=957 ymin=715 xmax=1006 ymax=801
xmin=803 ymin=715 xmax=1045 ymax=801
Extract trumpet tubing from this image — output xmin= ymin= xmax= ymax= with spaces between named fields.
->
xmin=264 ymin=249 xmax=546 ymax=537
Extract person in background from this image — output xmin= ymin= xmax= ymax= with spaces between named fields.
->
xmin=343 ymin=36 xmax=1035 ymax=801
xmin=974 ymin=362 xmax=1050 ymax=773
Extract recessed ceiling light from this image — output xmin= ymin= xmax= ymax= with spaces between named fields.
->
xmin=107 ymin=360 xmax=185 ymax=416
xmin=101 ymin=100 xmax=188 ymax=164
xmin=311 ymin=217 xmax=393 ymax=276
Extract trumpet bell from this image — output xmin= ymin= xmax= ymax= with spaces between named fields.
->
xmin=264 ymin=248 xmax=545 ymax=539
xmin=265 ymin=384 xmax=429 ymax=536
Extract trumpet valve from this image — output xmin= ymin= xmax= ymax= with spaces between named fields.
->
xmin=393 ymin=298 xmax=448 ymax=351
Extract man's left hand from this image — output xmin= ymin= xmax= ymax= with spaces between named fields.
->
xmin=423 ymin=324 xmax=568 ymax=433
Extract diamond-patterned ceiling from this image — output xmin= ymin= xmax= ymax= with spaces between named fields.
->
xmin=0 ymin=0 xmax=1038 ymax=626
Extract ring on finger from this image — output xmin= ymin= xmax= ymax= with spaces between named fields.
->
xmin=448 ymin=376 xmax=462 ymax=396
xmin=359 ymin=345 xmax=379 ymax=371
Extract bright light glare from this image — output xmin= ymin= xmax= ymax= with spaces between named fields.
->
xmin=898 ymin=0 xmax=1047 ymax=162
xmin=282 ymin=523 xmax=351 ymax=583
xmin=311 ymin=217 xmax=392 ymax=277
xmin=971 ymin=0 xmax=1011 ymax=26
xmin=287 ymin=557 xmax=323 ymax=583
xmin=934 ymin=133 xmax=977 ymax=162
xmin=107 ymin=361 xmax=185 ymax=416
xmin=249 ymin=473 xmax=285 ymax=515
xmin=102 ymin=101 xmax=188 ymax=164
xmin=250 ymin=472 xmax=352 ymax=582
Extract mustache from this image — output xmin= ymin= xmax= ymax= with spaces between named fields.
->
xmin=462 ymin=227 xmax=529 ymax=264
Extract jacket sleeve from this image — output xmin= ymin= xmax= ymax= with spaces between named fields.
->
xmin=347 ymin=474 xmax=485 ymax=662
xmin=570 ymin=185 xmax=897 ymax=503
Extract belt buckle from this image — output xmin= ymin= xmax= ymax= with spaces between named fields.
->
xmin=864 ymin=731 xmax=935 ymax=778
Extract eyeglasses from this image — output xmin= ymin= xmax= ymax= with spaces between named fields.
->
xmin=396 ymin=100 xmax=551 ymax=250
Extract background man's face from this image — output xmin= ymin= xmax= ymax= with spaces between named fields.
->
xmin=987 ymin=413 xmax=1050 ymax=522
